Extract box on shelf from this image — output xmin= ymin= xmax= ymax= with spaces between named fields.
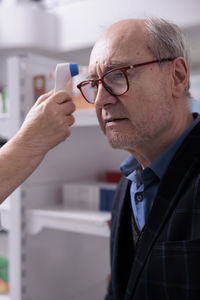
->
xmin=105 ymin=170 xmax=122 ymax=183
xmin=0 ymin=256 xmax=9 ymax=294
xmin=0 ymin=87 xmax=8 ymax=114
xmin=62 ymin=182 xmax=117 ymax=212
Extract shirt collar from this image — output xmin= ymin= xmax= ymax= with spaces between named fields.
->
xmin=120 ymin=155 xmax=140 ymax=177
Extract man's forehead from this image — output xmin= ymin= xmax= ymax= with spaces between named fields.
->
xmin=90 ymin=19 xmax=147 ymax=59
xmin=89 ymin=34 xmax=147 ymax=76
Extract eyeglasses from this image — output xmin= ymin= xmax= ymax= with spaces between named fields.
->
xmin=77 ymin=58 xmax=175 ymax=104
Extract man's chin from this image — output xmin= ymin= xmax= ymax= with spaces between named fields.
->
xmin=107 ymin=135 xmax=132 ymax=150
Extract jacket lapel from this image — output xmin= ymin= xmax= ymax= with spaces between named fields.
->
xmin=124 ymin=122 xmax=200 ymax=300
xmin=111 ymin=178 xmax=135 ymax=299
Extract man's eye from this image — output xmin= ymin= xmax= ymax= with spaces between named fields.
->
xmin=91 ymin=81 xmax=97 ymax=88
xmin=114 ymin=72 xmax=124 ymax=78
xmin=109 ymin=71 xmax=124 ymax=81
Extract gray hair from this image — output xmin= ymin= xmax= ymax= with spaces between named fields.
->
xmin=144 ymin=18 xmax=191 ymax=99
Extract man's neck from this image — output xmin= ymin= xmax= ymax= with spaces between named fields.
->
xmin=129 ymin=112 xmax=194 ymax=169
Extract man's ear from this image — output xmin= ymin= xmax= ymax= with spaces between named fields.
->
xmin=171 ymin=57 xmax=188 ymax=98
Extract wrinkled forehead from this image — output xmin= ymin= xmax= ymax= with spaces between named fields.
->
xmin=88 ymin=19 xmax=149 ymax=76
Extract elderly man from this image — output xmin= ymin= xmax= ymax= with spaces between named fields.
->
xmin=0 ymin=90 xmax=75 ymax=203
xmin=77 ymin=18 xmax=200 ymax=299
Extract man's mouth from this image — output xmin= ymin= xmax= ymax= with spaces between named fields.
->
xmin=105 ymin=118 xmax=128 ymax=124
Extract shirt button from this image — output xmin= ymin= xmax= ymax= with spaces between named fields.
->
xmin=135 ymin=192 xmax=143 ymax=203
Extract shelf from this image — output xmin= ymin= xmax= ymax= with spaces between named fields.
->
xmin=0 ymin=114 xmax=9 ymax=119
xmin=0 ymin=295 xmax=10 ymax=300
xmin=0 ymin=204 xmax=111 ymax=237
xmin=26 ymin=208 xmax=110 ymax=237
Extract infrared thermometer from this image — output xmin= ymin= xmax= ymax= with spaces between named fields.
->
xmin=54 ymin=63 xmax=79 ymax=92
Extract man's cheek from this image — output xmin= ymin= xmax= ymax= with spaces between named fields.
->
xmin=95 ymin=109 xmax=104 ymax=130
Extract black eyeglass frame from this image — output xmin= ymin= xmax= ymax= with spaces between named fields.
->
xmin=77 ymin=58 xmax=175 ymax=104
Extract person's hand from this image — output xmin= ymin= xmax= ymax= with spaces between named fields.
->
xmin=0 ymin=90 xmax=75 ymax=202
xmin=16 ymin=90 xmax=75 ymax=157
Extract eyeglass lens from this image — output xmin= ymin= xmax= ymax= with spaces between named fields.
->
xmin=81 ymin=69 xmax=128 ymax=103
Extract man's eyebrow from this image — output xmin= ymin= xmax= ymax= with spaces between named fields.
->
xmin=86 ymin=62 xmax=129 ymax=79
xmin=104 ymin=62 xmax=127 ymax=72
xmin=86 ymin=73 xmax=97 ymax=80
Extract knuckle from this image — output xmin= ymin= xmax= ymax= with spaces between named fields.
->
xmin=55 ymin=91 xmax=71 ymax=103
xmin=66 ymin=101 xmax=75 ymax=112
xmin=67 ymin=115 xmax=75 ymax=126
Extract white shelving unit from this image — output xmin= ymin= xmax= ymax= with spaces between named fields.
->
xmin=0 ymin=53 xmax=127 ymax=300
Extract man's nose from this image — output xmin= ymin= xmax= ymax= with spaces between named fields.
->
xmin=95 ymin=83 xmax=117 ymax=107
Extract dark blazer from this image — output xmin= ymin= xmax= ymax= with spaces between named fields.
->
xmin=106 ymin=120 xmax=200 ymax=300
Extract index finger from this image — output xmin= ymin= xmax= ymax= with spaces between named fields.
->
xmin=47 ymin=90 xmax=72 ymax=105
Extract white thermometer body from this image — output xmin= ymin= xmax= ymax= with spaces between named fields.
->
xmin=54 ymin=63 xmax=79 ymax=92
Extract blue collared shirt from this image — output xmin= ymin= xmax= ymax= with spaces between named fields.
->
xmin=120 ymin=114 xmax=200 ymax=231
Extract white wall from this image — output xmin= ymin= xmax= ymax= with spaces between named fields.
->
xmin=52 ymin=0 xmax=200 ymax=51
xmin=0 ymin=0 xmax=199 ymax=57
